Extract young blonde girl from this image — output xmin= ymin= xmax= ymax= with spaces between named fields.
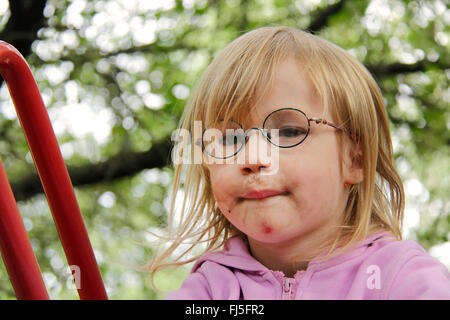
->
xmin=146 ymin=26 xmax=450 ymax=299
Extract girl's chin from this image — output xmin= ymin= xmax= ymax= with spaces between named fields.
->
xmin=245 ymin=218 xmax=298 ymax=240
xmin=247 ymin=230 xmax=294 ymax=244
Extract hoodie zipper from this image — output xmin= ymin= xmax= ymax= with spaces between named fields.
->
xmin=282 ymin=278 xmax=296 ymax=300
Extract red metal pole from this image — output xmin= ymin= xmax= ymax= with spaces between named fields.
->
xmin=0 ymin=41 xmax=108 ymax=299
xmin=0 ymin=157 xmax=49 ymax=300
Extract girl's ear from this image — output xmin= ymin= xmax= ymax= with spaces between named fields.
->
xmin=342 ymin=139 xmax=364 ymax=185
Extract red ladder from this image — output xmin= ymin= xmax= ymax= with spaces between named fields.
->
xmin=0 ymin=41 xmax=107 ymax=300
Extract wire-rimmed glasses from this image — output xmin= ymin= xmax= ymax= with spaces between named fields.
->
xmin=201 ymin=107 xmax=343 ymax=159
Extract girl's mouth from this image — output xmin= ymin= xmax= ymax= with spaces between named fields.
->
xmin=240 ymin=189 xmax=288 ymax=200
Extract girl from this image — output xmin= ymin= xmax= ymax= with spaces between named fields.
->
xmin=147 ymin=26 xmax=450 ymax=299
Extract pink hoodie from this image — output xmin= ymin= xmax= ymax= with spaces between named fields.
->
xmin=165 ymin=232 xmax=450 ymax=300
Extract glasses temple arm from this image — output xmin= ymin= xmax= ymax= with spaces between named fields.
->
xmin=309 ymin=117 xmax=359 ymax=141
xmin=309 ymin=117 xmax=342 ymax=130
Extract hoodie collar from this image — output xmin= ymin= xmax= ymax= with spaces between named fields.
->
xmin=192 ymin=232 xmax=395 ymax=275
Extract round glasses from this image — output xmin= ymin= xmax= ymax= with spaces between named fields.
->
xmin=201 ymin=107 xmax=343 ymax=159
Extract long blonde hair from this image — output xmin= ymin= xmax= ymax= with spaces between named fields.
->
xmin=146 ymin=26 xmax=404 ymax=284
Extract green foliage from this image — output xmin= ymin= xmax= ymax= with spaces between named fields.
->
xmin=0 ymin=0 xmax=448 ymax=299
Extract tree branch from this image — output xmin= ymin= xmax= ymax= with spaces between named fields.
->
xmin=367 ymin=61 xmax=425 ymax=77
xmin=11 ymin=137 xmax=173 ymax=201
xmin=307 ymin=0 xmax=347 ymax=33
xmin=367 ymin=60 xmax=450 ymax=78
xmin=0 ymin=0 xmax=47 ymax=87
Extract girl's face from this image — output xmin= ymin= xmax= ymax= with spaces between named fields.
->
xmin=205 ymin=56 xmax=362 ymax=245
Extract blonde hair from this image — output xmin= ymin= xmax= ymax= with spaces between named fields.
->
xmin=146 ymin=26 xmax=404 ymax=285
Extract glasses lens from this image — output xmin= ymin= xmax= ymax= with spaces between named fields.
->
xmin=264 ymin=109 xmax=309 ymax=147
xmin=203 ymin=120 xmax=245 ymax=158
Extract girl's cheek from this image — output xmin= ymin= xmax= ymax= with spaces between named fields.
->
xmin=211 ymin=180 xmax=236 ymax=214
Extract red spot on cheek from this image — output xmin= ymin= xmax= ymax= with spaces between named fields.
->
xmin=262 ymin=224 xmax=273 ymax=234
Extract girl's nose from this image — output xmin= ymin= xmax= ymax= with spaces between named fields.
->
xmin=240 ymin=162 xmax=268 ymax=174
xmin=238 ymin=129 xmax=276 ymax=175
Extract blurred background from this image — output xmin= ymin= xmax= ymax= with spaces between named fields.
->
xmin=0 ymin=0 xmax=448 ymax=299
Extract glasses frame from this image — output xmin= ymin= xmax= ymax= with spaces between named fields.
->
xmin=201 ymin=107 xmax=343 ymax=159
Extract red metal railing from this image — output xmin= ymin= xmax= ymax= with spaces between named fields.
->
xmin=0 ymin=41 xmax=107 ymax=299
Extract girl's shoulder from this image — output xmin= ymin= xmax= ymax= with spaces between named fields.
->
xmin=361 ymin=233 xmax=450 ymax=299
xmin=365 ymin=232 xmax=441 ymax=264
xmin=357 ymin=232 xmax=445 ymax=274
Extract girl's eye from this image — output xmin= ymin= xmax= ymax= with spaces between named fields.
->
xmin=279 ymin=127 xmax=307 ymax=138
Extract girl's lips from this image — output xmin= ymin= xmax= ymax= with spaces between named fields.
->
xmin=241 ymin=190 xmax=287 ymax=200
